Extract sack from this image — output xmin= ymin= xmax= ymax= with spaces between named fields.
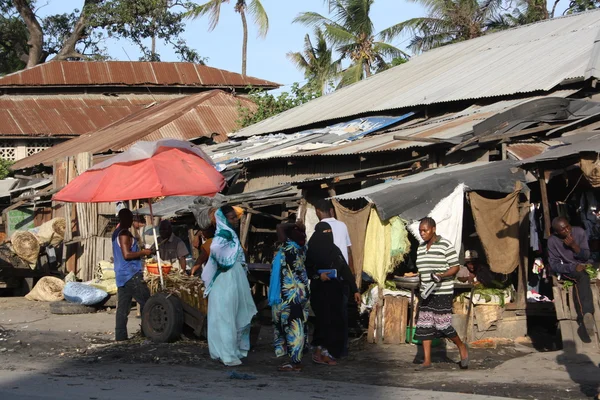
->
xmin=63 ymin=282 xmax=108 ymax=305
xmin=94 ymin=260 xmax=115 ymax=280
xmin=90 ymin=278 xmax=118 ymax=295
xmin=11 ymin=231 xmax=40 ymax=268
xmin=33 ymin=218 xmax=66 ymax=246
xmin=25 ymin=276 xmax=65 ymax=302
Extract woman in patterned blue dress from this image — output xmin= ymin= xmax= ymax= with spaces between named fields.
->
xmin=269 ymin=222 xmax=309 ymax=372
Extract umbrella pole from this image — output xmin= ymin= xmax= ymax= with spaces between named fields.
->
xmin=149 ymin=201 xmax=165 ymax=289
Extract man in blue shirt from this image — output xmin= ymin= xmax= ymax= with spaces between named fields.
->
xmin=113 ymin=209 xmax=152 ymax=341
xmin=547 ymin=217 xmax=596 ymax=337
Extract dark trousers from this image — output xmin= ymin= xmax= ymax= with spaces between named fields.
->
xmin=563 ymin=270 xmax=595 ymax=321
xmin=116 ymin=272 xmax=150 ymax=341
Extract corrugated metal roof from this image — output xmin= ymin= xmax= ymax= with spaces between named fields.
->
xmin=0 ymin=61 xmax=280 ymax=89
xmin=232 ymin=10 xmax=600 ymax=138
xmin=0 ymin=95 xmax=175 ymax=137
xmin=12 ymin=90 xmax=256 ymax=170
xmin=506 ymin=139 xmax=565 ymax=160
xmin=205 ymin=92 xmax=576 ymax=165
xmin=518 ymin=132 xmax=600 ymax=167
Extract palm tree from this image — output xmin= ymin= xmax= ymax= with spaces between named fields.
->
xmin=380 ymin=0 xmax=505 ymax=54
xmin=187 ymin=0 xmax=268 ymax=76
xmin=287 ymin=28 xmax=342 ymax=94
xmin=487 ymin=0 xmax=548 ymax=30
xmin=294 ymin=0 xmax=409 ymax=87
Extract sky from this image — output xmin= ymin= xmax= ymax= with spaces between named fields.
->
xmin=36 ymin=0 xmax=426 ymax=91
xmin=37 ymin=1 xmax=570 ymax=93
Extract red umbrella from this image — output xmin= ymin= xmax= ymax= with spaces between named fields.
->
xmin=54 ymin=139 xmax=225 ymax=287
xmin=54 ymin=139 xmax=225 ymax=203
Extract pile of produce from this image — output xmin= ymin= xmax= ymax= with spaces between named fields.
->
xmin=562 ymin=264 xmax=597 ymax=290
xmin=148 ymin=273 xmax=207 ymax=314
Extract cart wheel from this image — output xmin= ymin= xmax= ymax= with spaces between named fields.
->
xmin=142 ymin=293 xmax=183 ymax=343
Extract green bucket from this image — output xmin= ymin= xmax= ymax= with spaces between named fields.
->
xmin=406 ymin=326 xmax=442 ymax=347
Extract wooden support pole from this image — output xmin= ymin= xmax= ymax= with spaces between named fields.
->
xmin=538 ymin=169 xmax=552 ymax=239
xmin=517 ymin=195 xmax=530 ymax=310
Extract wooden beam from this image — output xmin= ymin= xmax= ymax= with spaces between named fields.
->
xmin=546 ymin=111 xmax=600 ymax=137
xmin=538 ymin=169 xmax=552 ymax=239
xmin=240 ymin=213 xmax=252 ymax=248
xmin=393 ymin=135 xmax=446 ymax=144
xmin=245 ymin=208 xmax=286 ymax=221
xmin=446 ymin=133 xmax=478 ymax=155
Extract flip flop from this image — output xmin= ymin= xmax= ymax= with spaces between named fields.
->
xmin=278 ymin=363 xmax=301 ymax=372
xmin=312 ymin=354 xmax=327 ymax=365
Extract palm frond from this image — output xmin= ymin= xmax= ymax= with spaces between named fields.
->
xmin=286 ymin=51 xmax=310 ymax=73
xmin=293 ymin=11 xmax=333 ymax=27
xmin=338 ymin=61 xmax=364 ymax=88
xmin=323 ymin=22 xmax=358 ymax=46
xmin=249 ymin=0 xmax=269 ymax=38
xmin=186 ymin=0 xmax=224 ymax=32
xmin=372 ymin=41 xmax=410 ymax=60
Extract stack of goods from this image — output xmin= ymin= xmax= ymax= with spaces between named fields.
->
xmin=89 ymin=261 xmax=117 ymax=295
xmin=9 ymin=218 xmax=67 ymax=269
xmin=148 ymin=274 xmax=207 ymax=314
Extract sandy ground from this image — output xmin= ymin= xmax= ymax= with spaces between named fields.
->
xmin=0 ymin=297 xmax=599 ymax=399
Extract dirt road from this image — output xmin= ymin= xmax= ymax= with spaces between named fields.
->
xmin=0 ymin=297 xmax=598 ymax=399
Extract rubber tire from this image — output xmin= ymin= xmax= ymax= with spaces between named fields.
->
xmin=97 ymin=294 xmax=118 ymax=308
xmin=141 ymin=293 xmax=183 ymax=343
xmin=49 ymin=301 xmax=97 ymax=315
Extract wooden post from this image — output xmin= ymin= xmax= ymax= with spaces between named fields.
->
xmin=376 ymin=287 xmax=384 ymax=344
xmin=516 ymin=194 xmax=530 ymax=310
xmin=298 ymin=190 xmax=308 ymax=223
xmin=240 ymin=213 xmax=252 ymax=249
xmin=538 ymin=169 xmax=552 ymax=239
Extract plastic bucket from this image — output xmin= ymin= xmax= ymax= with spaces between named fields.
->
xmin=406 ymin=326 xmax=442 ymax=347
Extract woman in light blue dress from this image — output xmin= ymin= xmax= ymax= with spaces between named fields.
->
xmin=202 ymin=206 xmax=257 ymax=366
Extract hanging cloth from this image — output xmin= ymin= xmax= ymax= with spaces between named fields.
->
xmin=409 ymin=184 xmax=465 ymax=255
xmin=332 ymin=200 xmax=372 ymax=283
xmin=529 ymin=203 xmax=540 ymax=252
xmin=362 ymin=208 xmax=392 ymax=286
xmin=580 ymin=154 xmax=600 ymax=187
xmin=469 ymin=188 xmax=520 ymax=275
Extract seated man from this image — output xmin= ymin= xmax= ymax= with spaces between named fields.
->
xmin=547 ymin=217 xmax=596 ymax=337
xmin=457 ymin=250 xmax=510 ymax=289
xmin=156 ymin=220 xmax=189 ymax=273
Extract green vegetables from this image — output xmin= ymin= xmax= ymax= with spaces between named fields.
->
xmin=457 ymin=284 xmax=514 ymax=307
xmin=562 ymin=264 xmax=597 ymax=290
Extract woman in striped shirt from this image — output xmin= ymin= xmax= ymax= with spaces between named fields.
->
xmin=415 ymin=217 xmax=469 ymax=370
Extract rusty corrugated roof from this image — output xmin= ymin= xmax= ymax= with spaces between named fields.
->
xmin=0 ymin=95 xmax=179 ymax=137
xmin=12 ymin=90 xmax=255 ymax=170
xmin=0 ymin=61 xmax=280 ymax=89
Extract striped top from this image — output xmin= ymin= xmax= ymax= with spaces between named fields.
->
xmin=416 ymin=236 xmax=459 ymax=296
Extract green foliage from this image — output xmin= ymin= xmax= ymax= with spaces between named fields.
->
xmin=287 ymin=28 xmax=341 ymax=94
xmin=0 ymin=159 xmax=14 ymax=180
xmin=0 ymin=0 xmax=204 ymax=74
xmin=294 ymin=0 xmax=409 ymax=86
xmin=562 ymin=265 xmax=597 ymax=290
xmin=0 ymin=0 xmax=27 ymax=75
xmin=566 ymin=0 xmax=600 ymax=13
xmin=89 ymin=0 xmax=205 ymax=63
xmin=237 ymin=83 xmax=322 ymax=128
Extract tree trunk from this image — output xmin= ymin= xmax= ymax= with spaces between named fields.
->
xmin=240 ymin=8 xmax=248 ymax=76
xmin=364 ymin=60 xmax=372 ymax=79
xmin=12 ymin=0 xmax=44 ymax=68
xmin=55 ymin=1 xmax=94 ymax=61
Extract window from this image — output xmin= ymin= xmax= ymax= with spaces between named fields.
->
xmin=26 ymin=141 xmax=50 ymax=157
xmin=0 ymin=142 xmax=16 ymax=161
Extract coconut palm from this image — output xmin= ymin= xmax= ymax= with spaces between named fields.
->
xmin=294 ymin=0 xmax=409 ymax=87
xmin=187 ymin=0 xmax=268 ymax=76
xmin=380 ymin=0 xmax=505 ymax=53
xmin=287 ymin=28 xmax=341 ymax=94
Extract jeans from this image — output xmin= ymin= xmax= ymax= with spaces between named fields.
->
xmin=115 ymin=272 xmax=150 ymax=341
xmin=562 ymin=269 xmax=595 ymax=321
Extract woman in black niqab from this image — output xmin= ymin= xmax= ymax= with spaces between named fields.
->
xmin=306 ymin=221 xmax=358 ymax=365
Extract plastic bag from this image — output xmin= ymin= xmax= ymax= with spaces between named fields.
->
xmin=63 ymin=282 xmax=108 ymax=305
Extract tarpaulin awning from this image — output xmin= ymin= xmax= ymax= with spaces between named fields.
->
xmin=335 ymin=160 xmax=526 ymax=221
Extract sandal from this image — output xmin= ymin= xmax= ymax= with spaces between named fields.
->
xmin=321 ymin=355 xmax=337 ymax=366
xmin=278 ymin=363 xmax=301 ymax=372
xmin=312 ymin=354 xmax=327 ymax=365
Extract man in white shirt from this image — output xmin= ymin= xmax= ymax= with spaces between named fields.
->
xmin=315 ymin=199 xmax=354 ymax=273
